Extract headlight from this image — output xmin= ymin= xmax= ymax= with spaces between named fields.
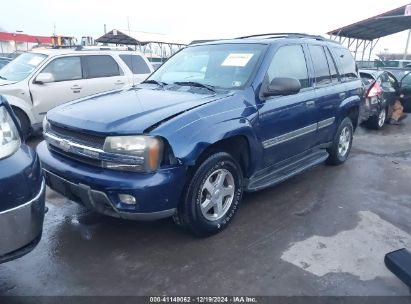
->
xmin=42 ymin=116 xmax=50 ymax=133
xmin=103 ymin=136 xmax=163 ymax=172
xmin=0 ymin=106 xmax=21 ymax=159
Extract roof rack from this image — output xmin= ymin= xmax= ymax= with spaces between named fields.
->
xmin=74 ymin=45 xmax=135 ymax=51
xmin=236 ymin=33 xmax=327 ymax=41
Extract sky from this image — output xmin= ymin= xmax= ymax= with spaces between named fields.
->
xmin=1 ymin=0 xmax=411 ymax=57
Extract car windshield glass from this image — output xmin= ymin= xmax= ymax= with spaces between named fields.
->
xmin=147 ymin=43 xmax=266 ymax=90
xmin=0 ymin=53 xmax=47 ymax=82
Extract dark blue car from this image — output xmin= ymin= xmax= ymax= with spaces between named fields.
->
xmin=0 ymin=96 xmax=45 ymax=262
xmin=37 ymin=34 xmax=362 ymax=236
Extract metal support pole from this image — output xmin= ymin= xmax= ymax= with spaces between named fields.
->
xmin=368 ymin=39 xmax=374 ymax=61
xmin=369 ymin=39 xmax=379 ymax=61
xmin=403 ymin=29 xmax=411 ymax=60
xmin=354 ymin=39 xmax=362 ymax=60
xmin=362 ymin=40 xmax=367 ymax=61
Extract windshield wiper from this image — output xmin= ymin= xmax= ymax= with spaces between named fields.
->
xmin=174 ymin=81 xmax=216 ymax=93
xmin=0 ymin=76 xmax=7 ymax=80
xmin=141 ymin=79 xmax=168 ymax=87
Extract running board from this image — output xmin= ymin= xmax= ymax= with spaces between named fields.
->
xmin=246 ymin=150 xmax=329 ymax=192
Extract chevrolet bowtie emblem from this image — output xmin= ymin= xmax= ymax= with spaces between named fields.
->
xmin=59 ymin=139 xmax=71 ymax=152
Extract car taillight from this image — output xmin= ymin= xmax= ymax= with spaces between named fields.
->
xmin=366 ymin=82 xmax=382 ymax=98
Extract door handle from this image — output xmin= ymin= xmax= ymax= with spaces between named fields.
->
xmin=114 ymin=81 xmax=125 ymax=85
xmin=71 ymin=85 xmax=82 ymax=93
xmin=339 ymin=92 xmax=346 ymax=99
xmin=305 ymin=100 xmax=315 ymax=108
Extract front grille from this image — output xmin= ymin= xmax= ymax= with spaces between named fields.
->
xmin=49 ymin=123 xmax=106 ymax=149
xmin=49 ymin=144 xmax=103 ymax=168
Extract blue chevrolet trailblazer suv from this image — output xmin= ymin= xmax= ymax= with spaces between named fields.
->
xmin=0 ymin=96 xmax=45 ymax=262
xmin=37 ymin=33 xmax=362 ymax=236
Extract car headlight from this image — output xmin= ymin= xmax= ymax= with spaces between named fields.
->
xmin=42 ymin=116 xmax=50 ymax=133
xmin=0 ymin=106 xmax=21 ymax=159
xmin=103 ymin=136 xmax=163 ymax=172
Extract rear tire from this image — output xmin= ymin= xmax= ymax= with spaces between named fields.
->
xmin=366 ymin=107 xmax=386 ymax=130
xmin=12 ymin=107 xmax=31 ymax=138
xmin=326 ymin=117 xmax=353 ymax=166
xmin=175 ymin=152 xmax=243 ymax=237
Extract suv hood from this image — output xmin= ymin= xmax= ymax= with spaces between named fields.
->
xmin=48 ymin=87 xmax=230 ymax=135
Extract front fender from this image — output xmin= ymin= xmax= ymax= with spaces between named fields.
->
xmin=1 ymin=94 xmax=35 ymax=124
xmin=161 ymin=117 xmax=262 ymax=175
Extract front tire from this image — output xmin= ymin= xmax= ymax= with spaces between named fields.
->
xmin=327 ymin=117 xmax=354 ymax=166
xmin=175 ymin=152 xmax=243 ymax=237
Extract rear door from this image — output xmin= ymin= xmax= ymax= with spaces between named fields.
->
xmin=257 ymin=44 xmax=317 ymax=166
xmin=80 ymin=55 xmax=128 ymax=96
xmin=307 ymin=44 xmax=343 ymax=145
xmin=29 ymin=56 xmax=87 ymax=119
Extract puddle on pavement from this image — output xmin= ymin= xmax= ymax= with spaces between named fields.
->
xmin=281 ymin=211 xmax=411 ymax=280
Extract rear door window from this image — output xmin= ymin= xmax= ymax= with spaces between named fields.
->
xmin=332 ymin=47 xmax=358 ymax=81
xmin=119 ymin=55 xmax=151 ymax=74
xmin=308 ymin=45 xmax=332 ymax=86
xmin=83 ymin=55 xmax=121 ymax=79
xmin=42 ymin=56 xmax=82 ymax=82
xmin=267 ymin=44 xmax=310 ymax=89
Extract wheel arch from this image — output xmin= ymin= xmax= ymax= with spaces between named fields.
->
xmin=2 ymin=94 xmax=35 ymax=125
xmin=164 ymin=118 xmax=262 ymax=178
xmin=339 ymin=96 xmax=361 ymax=130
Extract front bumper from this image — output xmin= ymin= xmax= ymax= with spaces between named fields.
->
xmin=0 ymin=179 xmax=45 ymax=263
xmin=37 ymin=141 xmax=186 ymax=220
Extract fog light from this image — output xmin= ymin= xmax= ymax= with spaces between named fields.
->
xmin=118 ymin=194 xmax=136 ymax=205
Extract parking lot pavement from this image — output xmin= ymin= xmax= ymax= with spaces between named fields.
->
xmin=1 ymin=119 xmax=411 ymax=296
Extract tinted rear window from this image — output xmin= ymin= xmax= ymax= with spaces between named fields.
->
xmin=119 ymin=55 xmax=151 ymax=74
xmin=332 ymin=47 xmax=358 ymax=81
xmin=83 ymin=55 xmax=121 ymax=78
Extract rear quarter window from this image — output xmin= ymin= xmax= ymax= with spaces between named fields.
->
xmin=119 ymin=55 xmax=151 ymax=74
xmin=332 ymin=47 xmax=358 ymax=81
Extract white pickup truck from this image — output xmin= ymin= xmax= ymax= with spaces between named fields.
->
xmin=0 ymin=48 xmax=154 ymax=136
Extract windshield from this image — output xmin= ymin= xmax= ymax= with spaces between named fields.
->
xmin=147 ymin=43 xmax=267 ymax=90
xmin=0 ymin=53 xmax=47 ymax=82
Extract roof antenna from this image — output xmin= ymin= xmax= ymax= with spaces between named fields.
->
xmin=127 ymin=16 xmax=136 ymax=88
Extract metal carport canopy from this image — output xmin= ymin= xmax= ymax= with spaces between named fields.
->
xmin=327 ymin=4 xmax=411 ymax=40
xmin=95 ymin=29 xmax=188 ymax=46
